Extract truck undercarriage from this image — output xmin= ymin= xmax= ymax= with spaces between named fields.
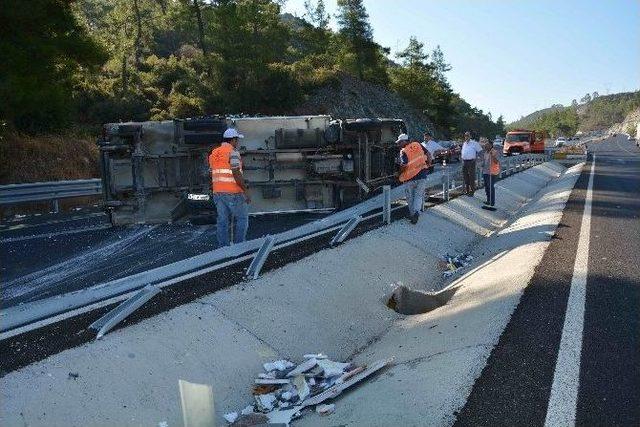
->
xmin=98 ymin=115 xmax=406 ymax=225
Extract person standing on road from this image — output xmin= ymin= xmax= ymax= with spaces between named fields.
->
xmin=461 ymin=131 xmax=483 ymax=196
xmin=481 ymin=138 xmax=500 ymax=210
xmin=421 ymin=131 xmax=444 ymax=164
xmin=396 ymin=133 xmax=430 ymax=224
xmin=209 ymin=128 xmax=251 ymax=246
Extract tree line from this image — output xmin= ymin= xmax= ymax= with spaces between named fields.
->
xmin=0 ymin=0 xmax=504 ymax=139
xmin=509 ymin=91 xmax=640 ymax=137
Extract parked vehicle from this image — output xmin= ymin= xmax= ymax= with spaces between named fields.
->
xmin=555 ymin=137 xmax=567 ymax=147
xmin=503 ymin=129 xmax=545 ymax=156
xmin=433 ymin=141 xmax=461 ymax=164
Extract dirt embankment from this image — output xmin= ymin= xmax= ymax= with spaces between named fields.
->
xmin=294 ymin=73 xmax=434 ymax=137
xmin=607 ymin=107 xmax=640 ymax=136
xmin=0 ymin=131 xmax=100 ymax=185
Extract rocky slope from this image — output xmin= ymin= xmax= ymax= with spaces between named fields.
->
xmin=294 ymin=73 xmax=434 ymax=137
xmin=607 ymin=107 xmax=640 ymax=136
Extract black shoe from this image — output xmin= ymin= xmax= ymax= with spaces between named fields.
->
xmin=483 ymin=200 xmax=490 ymax=205
xmin=481 ymin=205 xmax=497 ymax=211
xmin=410 ymin=213 xmax=419 ymax=224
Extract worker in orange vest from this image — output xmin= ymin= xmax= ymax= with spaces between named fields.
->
xmin=396 ymin=133 xmax=430 ymax=224
xmin=209 ymin=128 xmax=251 ymax=246
xmin=480 ymin=137 xmax=500 ymax=211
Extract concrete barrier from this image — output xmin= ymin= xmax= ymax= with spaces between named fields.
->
xmin=0 ymin=161 xmax=583 ymax=427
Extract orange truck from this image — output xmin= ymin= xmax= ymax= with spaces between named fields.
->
xmin=503 ymin=129 xmax=546 ymax=156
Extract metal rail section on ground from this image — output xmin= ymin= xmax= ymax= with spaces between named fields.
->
xmin=0 ymin=154 xmax=552 ymax=337
xmin=0 ymin=179 xmax=102 ymax=212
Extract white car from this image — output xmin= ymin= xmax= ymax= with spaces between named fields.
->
xmin=554 ymin=137 xmax=567 ymax=147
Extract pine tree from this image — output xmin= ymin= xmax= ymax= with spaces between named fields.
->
xmin=304 ymin=0 xmax=329 ymax=29
xmin=430 ymin=45 xmax=451 ymax=83
xmin=336 ymin=0 xmax=377 ymax=80
xmin=495 ymin=115 xmax=506 ymax=135
xmin=396 ymin=37 xmax=429 ymax=69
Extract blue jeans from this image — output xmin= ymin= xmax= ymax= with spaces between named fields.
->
xmin=483 ymin=174 xmax=496 ymax=206
xmin=213 ymin=193 xmax=248 ymax=246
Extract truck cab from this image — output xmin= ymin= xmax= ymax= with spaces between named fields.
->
xmin=503 ymin=129 xmax=545 ymax=156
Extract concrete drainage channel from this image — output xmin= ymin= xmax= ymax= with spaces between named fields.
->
xmin=0 ymin=155 xmax=556 ymax=376
xmin=0 ymin=160 xmax=586 ymax=426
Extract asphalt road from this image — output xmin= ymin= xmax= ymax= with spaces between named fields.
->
xmin=0 ymin=210 xmax=330 ymax=308
xmin=455 ymin=135 xmax=640 ymax=426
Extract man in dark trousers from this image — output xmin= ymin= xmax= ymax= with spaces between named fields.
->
xmin=460 ymin=131 xmax=483 ymax=196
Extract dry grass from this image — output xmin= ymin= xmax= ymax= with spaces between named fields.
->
xmin=0 ymin=130 xmax=100 ymax=185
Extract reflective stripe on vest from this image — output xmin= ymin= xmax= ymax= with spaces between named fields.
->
xmin=209 ymin=143 xmax=243 ymax=193
xmin=399 ymin=142 xmax=428 ymax=182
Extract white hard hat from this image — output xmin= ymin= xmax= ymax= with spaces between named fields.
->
xmin=223 ymin=128 xmax=244 ymax=139
xmin=395 ymin=133 xmax=409 ymax=144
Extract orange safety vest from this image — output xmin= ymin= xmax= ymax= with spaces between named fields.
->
xmin=209 ymin=143 xmax=243 ymax=193
xmin=489 ymin=150 xmax=501 ymax=175
xmin=399 ymin=141 xmax=428 ymax=182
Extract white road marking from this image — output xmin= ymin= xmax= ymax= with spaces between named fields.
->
xmin=544 ymin=155 xmax=596 ymax=426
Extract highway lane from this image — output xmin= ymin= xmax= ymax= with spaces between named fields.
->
xmin=455 ymin=135 xmax=639 ymax=426
xmin=0 ymin=211 xmax=331 ymax=308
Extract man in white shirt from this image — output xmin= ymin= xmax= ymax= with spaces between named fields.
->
xmin=461 ymin=131 xmax=483 ymax=196
xmin=421 ymin=131 xmax=444 ymax=162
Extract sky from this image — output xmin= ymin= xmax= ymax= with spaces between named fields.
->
xmin=282 ymin=0 xmax=640 ymax=122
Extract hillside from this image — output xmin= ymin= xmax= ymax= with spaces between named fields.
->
xmin=508 ymin=90 xmax=640 ymax=136
xmin=294 ymin=73 xmax=434 ymax=136
xmin=510 ymin=105 xmax=565 ymax=129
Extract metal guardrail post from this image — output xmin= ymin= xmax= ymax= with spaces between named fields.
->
xmin=441 ymin=163 xmax=450 ymax=201
xmin=89 ymin=285 xmax=161 ymax=339
xmin=246 ymin=235 xmax=276 ymax=280
xmin=331 ymin=215 xmax=362 ymax=246
xmin=382 ymin=185 xmax=391 ymax=225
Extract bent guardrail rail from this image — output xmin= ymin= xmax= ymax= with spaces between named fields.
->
xmin=0 ymin=154 xmax=552 ymax=334
xmin=0 ymin=179 xmax=102 ymax=212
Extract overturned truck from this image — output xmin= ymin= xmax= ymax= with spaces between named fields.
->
xmin=98 ymin=115 xmax=406 ymax=225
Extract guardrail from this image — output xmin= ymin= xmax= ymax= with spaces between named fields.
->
xmin=0 ymin=154 xmax=552 ymax=336
xmin=0 ymin=179 xmax=103 ymax=212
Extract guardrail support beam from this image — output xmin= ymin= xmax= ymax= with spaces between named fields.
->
xmin=89 ymin=285 xmax=161 ymax=339
xmin=331 ymin=216 xmax=362 ymax=247
xmin=382 ymin=185 xmax=391 ymax=225
xmin=246 ymin=235 xmax=276 ymax=280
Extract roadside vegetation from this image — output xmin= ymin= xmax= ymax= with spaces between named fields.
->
xmin=509 ymin=91 xmax=640 ymax=137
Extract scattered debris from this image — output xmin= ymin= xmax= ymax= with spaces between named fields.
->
xmin=224 ymin=412 xmax=239 ymax=423
xmin=316 ymin=404 xmax=335 ymax=416
xmin=225 ymin=355 xmax=392 ymax=425
xmin=240 ymin=405 xmax=254 ymax=416
xmin=252 ymin=384 xmax=279 ymax=395
xmin=441 ymin=253 xmax=473 ymax=278
xmin=255 ymin=378 xmax=290 ymax=385
xmin=230 ymin=413 xmax=268 ymax=426
xmin=263 ymin=360 xmax=295 ymax=372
